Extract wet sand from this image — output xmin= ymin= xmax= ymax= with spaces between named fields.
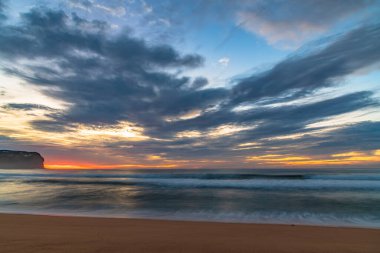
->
xmin=0 ymin=213 xmax=379 ymax=253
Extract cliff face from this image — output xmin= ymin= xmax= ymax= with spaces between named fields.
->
xmin=0 ymin=150 xmax=44 ymax=169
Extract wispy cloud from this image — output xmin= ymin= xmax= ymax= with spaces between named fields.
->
xmin=218 ymin=57 xmax=230 ymax=67
xmin=68 ymin=0 xmax=126 ymax=17
xmin=237 ymin=0 xmax=376 ymax=48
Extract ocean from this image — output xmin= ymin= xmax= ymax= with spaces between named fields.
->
xmin=1 ymin=168 xmax=380 ymax=228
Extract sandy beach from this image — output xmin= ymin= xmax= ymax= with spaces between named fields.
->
xmin=0 ymin=214 xmax=379 ymax=253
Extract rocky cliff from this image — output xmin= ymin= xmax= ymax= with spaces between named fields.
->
xmin=0 ymin=150 xmax=44 ymax=169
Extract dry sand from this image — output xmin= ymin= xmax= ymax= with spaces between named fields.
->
xmin=0 ymin=213 xmax=379 ymax=253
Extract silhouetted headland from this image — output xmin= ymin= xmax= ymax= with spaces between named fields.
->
xmin=0 ymin=150 xmax=44 ymax=169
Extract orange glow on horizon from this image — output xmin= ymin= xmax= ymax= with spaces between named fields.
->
xmin=43 ymin=149 xmax=380 ymax=170
xmin=45 ymin=162 xmax=178 ymax=170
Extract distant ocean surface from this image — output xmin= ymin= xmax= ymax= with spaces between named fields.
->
xmin=1 ymin=168 xmax=380 ymax=228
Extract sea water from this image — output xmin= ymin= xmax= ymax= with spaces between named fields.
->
xmin=0 ymin=168 xmax=380 ymax=228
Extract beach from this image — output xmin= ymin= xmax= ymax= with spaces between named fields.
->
xmin=1 ymin=214 xmax=379 ymax=253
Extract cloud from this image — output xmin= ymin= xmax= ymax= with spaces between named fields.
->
xmin=0 ymin=7 xmax=226 ymax=130
xmin=68 ymin=0 xmax=126 ymax=17
xmin=237 ymin=0 xmax=376 ymax=48
xmin=67 ymin=0 xmax=93 ymax=11
xmin=30 ymin=120 xmax=72 ymax=132
xmin=2 ymin=103 xmax=55 ymax=111
xmin=93 ymin=3 xmax=126 ymax=17
xmin=0 ymin=5 xmax=379 ymax=167
xmin=145 ymin=1 xmax=378 ymax=49
xmin=218 ymin=57 xmax=230 ymax=67
xmin=230 ymin=24 xmax=380 ymax=105
xmin=0 ymin=0 xmax=5 ymax=22
xmin=104 ymin=117 xmax=380 ymax=165
xmin=153 ymin=90 xmax=377 ymax=139
xmin=141 ymin=0 xmax=153 ymax=13
xmin=309 ymin=121 xmax=380 ymax=153
xmin=255 ymin=121 xmax=380 ymax=158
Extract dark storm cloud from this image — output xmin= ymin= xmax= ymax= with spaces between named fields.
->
xmin=30 ymin=120 xmax=72 ymax=132
xmin=0 ymin=135 xmax=11 ymax=141
xmin=0 ymin=7 xmax=378 ymax=132
xmin=101 ymin=91 xmax=376 ymax=161
xmin=233 ymin=91 xmax=377 ymax=140
xmin=0 ymin=7 xmax=228 ymax=129
xmin=253 ymin=121 xmax=380 ymax=157
xmin=106 ymin=120 xmax=380 ymax=162
xmin=2 ymin=103 xmax=55 ymax=111
xmin=147 ymin=82 xmax=377 ymax=137
xmin=0 ymin=0 xmax=5 ymax=21
xmin=0 ymin=9 xmax=202 ymax=67
xmin=230 ymin=24 xmax=380 ymax=105
xmin=310 ymin=121 xmax=380 ymax=153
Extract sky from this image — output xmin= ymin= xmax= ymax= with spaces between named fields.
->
xmin=0 ymin=0 xmax=380 ymax=169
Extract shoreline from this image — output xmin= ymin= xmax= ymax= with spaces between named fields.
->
xmin=1 ymin=210 xmax=380 ymax=230
xmin=1 ymin=213 xmax=380 ymax=253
